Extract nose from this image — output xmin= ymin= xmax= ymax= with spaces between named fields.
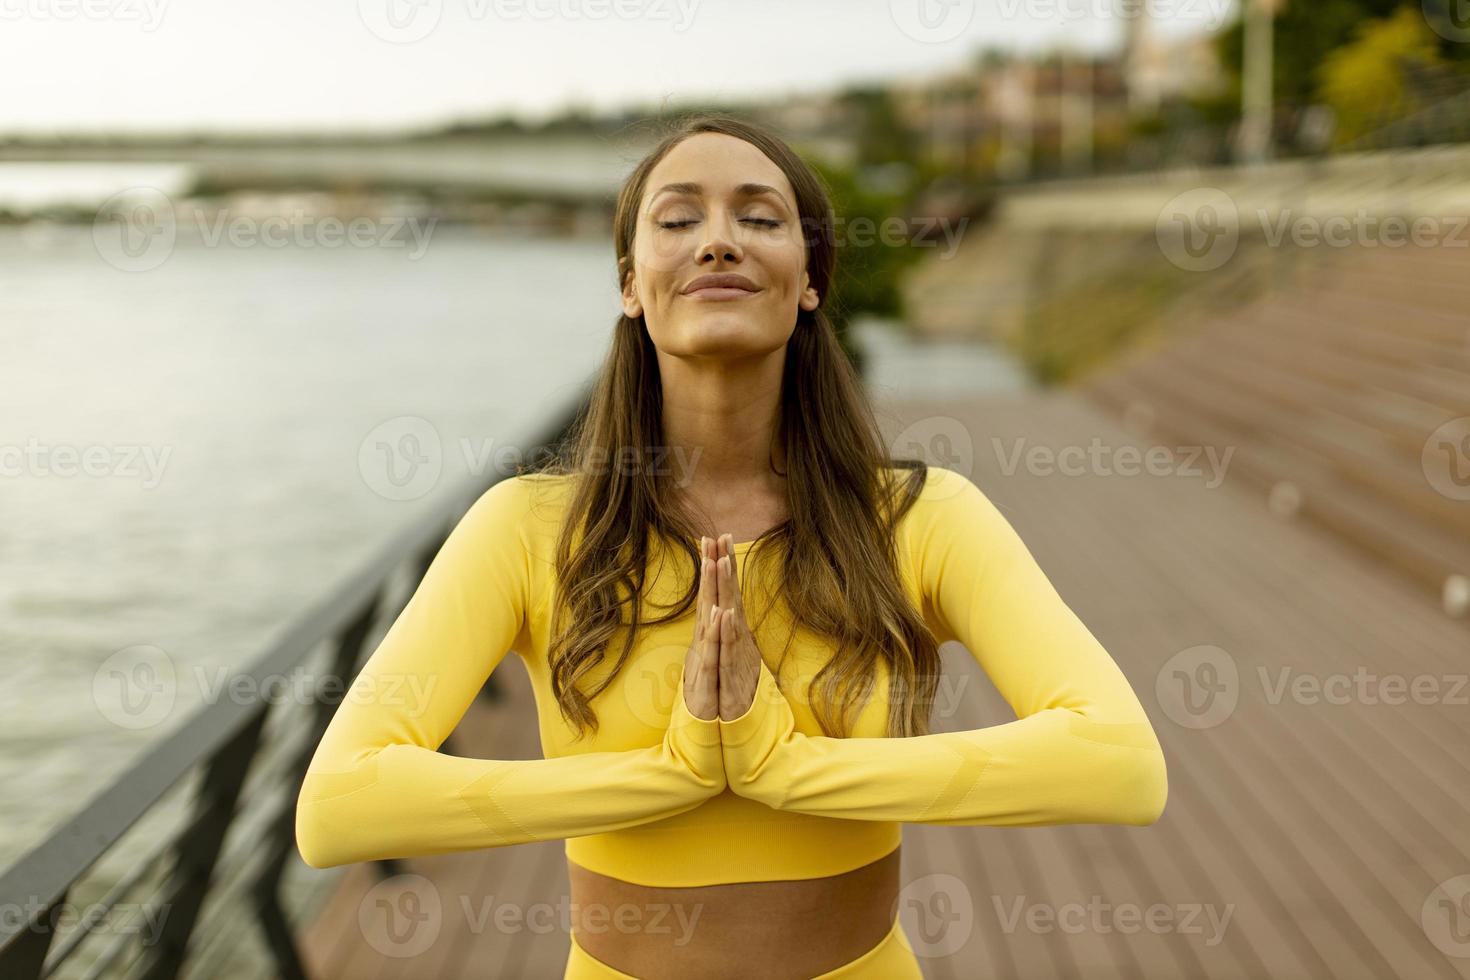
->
xmin=697 ymin=211 xmax=743 ymax=264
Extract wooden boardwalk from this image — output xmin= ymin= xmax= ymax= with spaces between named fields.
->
xmin=292 ymin=390 xmax=1470 ymax=979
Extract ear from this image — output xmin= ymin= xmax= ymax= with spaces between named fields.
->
xmin=798 ymin=270 xmax=820 ymax=312
xmin=620 ymin=261 xmax=643 ymax=319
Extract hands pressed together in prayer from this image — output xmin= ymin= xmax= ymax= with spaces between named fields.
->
xmin=682 ymin=534 xmax=763 ymax=723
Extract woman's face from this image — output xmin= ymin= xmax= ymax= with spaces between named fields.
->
xmin=621 ymin=132 xmax=821 ymax=358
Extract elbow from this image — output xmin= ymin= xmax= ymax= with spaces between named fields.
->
xmin=295 ymin=801 xmax=344 ymax=870
xmin=294 ymin=747 xmax=385 ymax=869
xmin=1116 ymin=745 xmax=1168 ymax=826
xmin=295 ymin=769 xmax=369 ymax=869
xmin=296 ymin=841 xmax=333 ymax=871
xmin=1064 ymin=711 xmax=1168 ymax=826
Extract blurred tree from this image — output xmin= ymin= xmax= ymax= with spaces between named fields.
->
xmin=1316 ymin=7 xmax=1449 ymax=146
xmin=806 ymin=157 xmax=924 ymax=372
xmin=1213 ymin=0 xmax=1470 ymax=153
xmin=1217 ymin=0 xmax=1403 ymax=109
xmin=834 ymin=86 xmax=922 ymax=168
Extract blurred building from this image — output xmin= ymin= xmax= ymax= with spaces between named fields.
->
xmin=886 ymin=25 xmax=1225 ymax=181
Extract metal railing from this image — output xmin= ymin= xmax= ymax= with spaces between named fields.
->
xmin=0 ymin=395 xmax=584 ymax=980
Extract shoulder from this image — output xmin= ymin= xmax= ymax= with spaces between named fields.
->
xmin=454 ymin=473 xmax=577 ymax=611
xmin=469 ymin=471 xmax=577 ymax=543
xmin=883 ymin=464 xmax=988 ymax=523
xmin=887 ymin=464 xmax=1019 ymax=563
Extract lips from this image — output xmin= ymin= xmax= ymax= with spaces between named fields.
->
xmin=681 ymin=273 xmax=759 ymax=295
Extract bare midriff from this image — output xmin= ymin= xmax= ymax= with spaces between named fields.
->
xmin=566 ymin=846 xmax=901 ymax=980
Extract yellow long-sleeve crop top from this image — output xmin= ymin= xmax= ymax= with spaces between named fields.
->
xmin=294 ymin=465 xmax=1168 ymax=885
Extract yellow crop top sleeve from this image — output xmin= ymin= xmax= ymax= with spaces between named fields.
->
xmin=718 ymin=467 xmax=1168 ymax=828
xmin=294 ymin=476 xmax=725 ymax=870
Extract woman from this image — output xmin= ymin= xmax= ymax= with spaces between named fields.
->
xmin=295 ymin=114 xmax=1168 ymax=979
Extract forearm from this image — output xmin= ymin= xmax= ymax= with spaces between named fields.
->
xmin=296 ymin=687 xmax=722 ymax=868
xmin=721 ymin=663 xmax=1167 ymax=827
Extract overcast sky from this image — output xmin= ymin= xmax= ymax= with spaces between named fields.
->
xmin=0 ymin=0 xmax=1228 ymax=134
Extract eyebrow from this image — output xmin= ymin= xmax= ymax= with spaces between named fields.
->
xmin=648 ymin=182 xmax=791 ymax=209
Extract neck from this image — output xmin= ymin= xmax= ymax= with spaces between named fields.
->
xmin=658 ymin=348 xmax=786 ymax=491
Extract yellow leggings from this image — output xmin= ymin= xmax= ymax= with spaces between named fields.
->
xmin=563 ymin=914 xmax=922 ymax=979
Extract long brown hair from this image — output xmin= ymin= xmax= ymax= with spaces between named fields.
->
xmin=524 ymin=112 xmax=940 ymax=742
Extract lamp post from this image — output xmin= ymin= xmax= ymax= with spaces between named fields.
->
xmin=1238 ymin=0 xmax=1283 ymax=164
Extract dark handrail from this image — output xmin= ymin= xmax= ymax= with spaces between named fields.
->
xmin=0 ymin=392 xmax=585 ymax=980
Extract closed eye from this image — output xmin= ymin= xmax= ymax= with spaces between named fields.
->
xmin=658 ymin=218 xmax=783 ymax=229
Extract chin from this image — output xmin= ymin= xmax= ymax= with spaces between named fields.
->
xmin=674 ymin=315 xmax=766 ymax=347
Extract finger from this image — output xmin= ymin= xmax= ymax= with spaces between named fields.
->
xmin=721 ymin=533 xmax=746 ymax=627
xmin=688 ymin=604 xmax=720 ymax=720
xmin=697 ymin=551 xmax=714 ymax=641
xmin=704 ymin=603 xmax=721 ymax=668
xmin=718 ymin=608 xmax=740 ymax=697
xmin=705 ymin=604 xmax=723 ymax=709
xmin=699 ymin=602 xmax=723 ymax=702
xmin=717 ymin=553 xmax=731 ymax=610
xmin=704 ymin=536 xmax=719 ymax=621
xmin=716 ymin=606 xmax=733 ymax=690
